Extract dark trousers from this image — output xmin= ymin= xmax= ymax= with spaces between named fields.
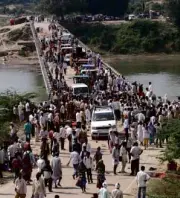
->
xmin=114 ymin=109 xmax=120 ymax=120
xmin=60 ymin=137 xmax=65 ymax=150
xmin=138 ymin=187 xmax=146 ymax=198
xmin=131 ymin=159 xmax=139 ymax=175
xmin=76 ymin=122 xmax=81 ymax=128
xmin=87 ymin=168 xmax=93 ymax=183
xmin=113 ymin=164 xmax=118 ymax=174
xmin=73 ymin=163 xmax=79 ymax=178
xmin=44 ymin=177 xmax=52 ymax=192
xmin=0 ymin=164 xmax=3 ymax=178
xmin=14 ymin=168 xmax=20 ymax=182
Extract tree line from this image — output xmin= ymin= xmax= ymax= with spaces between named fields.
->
xmin=38 ymin=0 xmax=129 ymax=18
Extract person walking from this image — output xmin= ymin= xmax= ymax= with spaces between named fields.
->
xmin=119 ymin=142 xmax=128 ymax=173
xmin=136 ymin=166 xmax=150 ymax=198
xmin=32 ymin=172 xmax=46 ymax=198
xmin=111 ymin=183 xmax=123 ymax=198
xmin=42 ymin=160 xmax=53 ymax=192
xmin=67 ymin=148 xmax=81 ymax=179
xmin=112 ymin=144 xmax=119 ymax=175
xmin=14 ymin=172 xmax=27 ymax=198
xmin=83 ymin=151 xmax=93 ymax=183
xmin=51 ymin=152 xmax=62 ymax=188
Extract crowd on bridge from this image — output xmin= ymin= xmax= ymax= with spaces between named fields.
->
xmin=0 ymin=19 xmax=180 ymax=198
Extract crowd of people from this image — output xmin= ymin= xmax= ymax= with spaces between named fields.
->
xmin=0 ymin=19 xmax=179 ymax=198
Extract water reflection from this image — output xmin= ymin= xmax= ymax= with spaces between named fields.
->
xmin=111 ymin=58 xmax=180 ymax=100
xmin=0 ymin=65 xmax=47 ymax=102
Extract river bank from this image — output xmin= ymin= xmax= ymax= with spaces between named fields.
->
xmin=63 ymin=20 xmax=180 ymax=54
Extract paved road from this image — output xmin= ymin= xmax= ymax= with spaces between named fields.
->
xmin=0 ymin=21 xmax=162 ymax=198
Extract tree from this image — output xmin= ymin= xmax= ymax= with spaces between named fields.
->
xmin=165 ymin=0 xmax=180 ymax=28
xmin=38 ymin=0 xmax=87 ymax=18
xmin=159 ymin=119 xmax=180 ymax=162
xmin=87 ymin=0 xmax=129 ymax=17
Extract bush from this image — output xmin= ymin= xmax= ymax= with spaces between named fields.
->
xmin=63 ymin=20 xmax=180 ymax=54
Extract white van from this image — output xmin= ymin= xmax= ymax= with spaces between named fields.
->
xmin=91 ymin=106 xmax=117 ymax=139
xmin=70 ymin=83 xmax=89 ymax=96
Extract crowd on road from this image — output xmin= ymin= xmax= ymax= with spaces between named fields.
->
xmin=0 ymin=19 xmax=180 ymax=198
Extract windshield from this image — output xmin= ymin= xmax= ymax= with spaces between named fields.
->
xmin=74 ymin=87 xmax=88 ymax=95
xmin=92 ymin=112 xmax=114 ymax=121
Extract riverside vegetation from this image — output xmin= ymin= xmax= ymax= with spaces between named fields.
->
xmin=63 ymin=20 xmax=180 ymax=54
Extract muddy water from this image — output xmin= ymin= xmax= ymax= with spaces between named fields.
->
xmin=108 ymin=55 xmax=180 ymax=100
xmin=0 ymin=65 xmax=47 ymax=101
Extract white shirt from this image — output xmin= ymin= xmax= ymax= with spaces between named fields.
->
xmin=82 ymin=143 xmax=91 ymax=153
xmin=85 ymin=109 xmax=91 ymax=122
xmin=66 ymin=126 xmax=72 ymax=136
xmin=37 ymin=158 xmax=45 ymax=172
xmin=136 ymin=170 xmax=150 ymax=187
xmin=76 ymin=112 xmax=81 ymax=122
xmin=25 ymin=102 xmax=30 ymax=112
xmin=53 ymin=132 xmax=60 ymax=141
xmin=70 ymin=151 xmax=81 ymax=165
xmin=130 ymin=146 xmax=142 ymax=161
xmin=83 ymin=156 xmax=93 ymax=169
xmin=59 ymin=127 xmax=66 ymax=138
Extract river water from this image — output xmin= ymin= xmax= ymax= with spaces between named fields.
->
xmin=109 ymin=56 xmax=180 ymax=100
xmin=0 ymin=65 xmax=47 ymax=101
xmin=1 ymin=56 xmax=180 ymax=102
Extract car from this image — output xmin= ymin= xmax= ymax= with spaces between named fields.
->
xmin=70 ymin=83 xmax=89 ymax=97
xmin=91 ymin=106 xmax=117 ymax=140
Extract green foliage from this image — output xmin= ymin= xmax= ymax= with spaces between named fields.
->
xmin=38 ymin=0 xmax=129 ymax=17
xmin=87 ymin=0 xmax=129 ymax=17
xmin=165 ymin=0 xmax=180 ymax=28
xmin=159 ymin=119 xmax=180 ymax=162
xmin=0 ymin=90 xmax=36 ymax=144
xmin=64 ymin=20 xmax=180 ymax=54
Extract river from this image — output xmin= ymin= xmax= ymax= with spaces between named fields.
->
xmin=0 ymin=65 xmax=47 ymax=101
xmin=106 ymin=55 xmax=180 ymax=101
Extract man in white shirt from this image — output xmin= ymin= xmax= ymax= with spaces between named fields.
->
xmin=85 ymin=107 xmax=91 ymax=129
xmin=130 ymin=142 xmax=143 ymax=176
xmin=37 ymin=156 xmax=45 ymax=173
xmin=67 ymin=148 xmax=81 ymax=179
xmin=76 ymin=110 xmax=81 ymax=128
xmin=59 ymin=124 xmax=66 ymax=150
xmin=136 ymin=166 xmax=150 ymax=198
xmin=83 ymin=152 xmax=93 ymax=183
xmin=15 ymin=172 xmax=27 ymax=198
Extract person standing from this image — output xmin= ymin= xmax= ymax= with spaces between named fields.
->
xmin=32 ymin=172 xmax=46 ymax=198
xmin=59 ymin=124 xmax=66 ymax=150
xmin=136 ymin=166 xmax=150 ymax=198
xmin=111 ymin=183 xmax=123 ymax=198
xmin=130 ymin=142 xmax=143 ymax=176
xmin=112 ymin=144 xmax=119 ymax=175
xmin=14 ymin=172 xmax=27 ymax=198
xmin=24 ymin=120 xmax=32 ymax=141
xmin=51 ymin=152 xmax=62 ymax=188
xmin=99 ymin=182 xmax=110 ymax=198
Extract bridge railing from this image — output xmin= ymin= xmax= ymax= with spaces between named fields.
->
xmin=30 ymin=22 xmax=51 ymax=95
